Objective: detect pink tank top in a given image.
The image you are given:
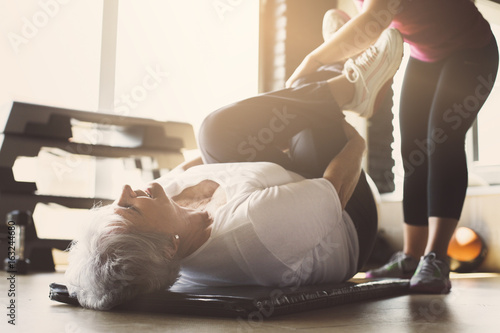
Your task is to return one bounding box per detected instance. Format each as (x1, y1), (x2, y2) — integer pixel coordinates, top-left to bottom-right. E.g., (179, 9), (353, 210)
(354, 0), (493, 62)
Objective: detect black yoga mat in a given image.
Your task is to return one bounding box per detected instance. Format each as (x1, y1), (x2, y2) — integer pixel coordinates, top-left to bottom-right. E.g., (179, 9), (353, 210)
(49, 279), (409, 318)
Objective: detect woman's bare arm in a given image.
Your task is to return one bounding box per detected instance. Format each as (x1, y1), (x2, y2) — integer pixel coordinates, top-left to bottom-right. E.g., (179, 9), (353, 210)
(322, 121), (366, 209)
(310, 0), (398, 64)
(286, 0), (399, 88)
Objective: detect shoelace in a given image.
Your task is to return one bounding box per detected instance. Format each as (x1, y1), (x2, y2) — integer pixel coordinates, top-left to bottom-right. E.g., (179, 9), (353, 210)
(344, 45), (379, 94)
(418, 254), (443, 277)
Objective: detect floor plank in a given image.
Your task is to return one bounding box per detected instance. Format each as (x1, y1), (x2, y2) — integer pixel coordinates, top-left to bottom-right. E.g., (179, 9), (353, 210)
(1, 271), (499, 332)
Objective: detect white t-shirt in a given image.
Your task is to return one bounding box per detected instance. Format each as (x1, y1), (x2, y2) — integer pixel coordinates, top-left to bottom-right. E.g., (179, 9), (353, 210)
(156, 162), (359, 288)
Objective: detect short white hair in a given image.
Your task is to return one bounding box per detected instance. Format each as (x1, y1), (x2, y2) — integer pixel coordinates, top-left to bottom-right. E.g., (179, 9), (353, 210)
(65, 205), (180, 310)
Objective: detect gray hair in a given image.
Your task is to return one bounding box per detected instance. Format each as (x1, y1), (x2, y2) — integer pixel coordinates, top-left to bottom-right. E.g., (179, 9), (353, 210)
(65, 205), (180, 310)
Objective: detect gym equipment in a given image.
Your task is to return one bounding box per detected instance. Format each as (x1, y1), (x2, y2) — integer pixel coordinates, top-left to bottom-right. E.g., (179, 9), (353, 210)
(4, 210), (70, 274)
(0, 101), (196, 273)
(448, 227), (488, 273)
(49, 279), (410, 317)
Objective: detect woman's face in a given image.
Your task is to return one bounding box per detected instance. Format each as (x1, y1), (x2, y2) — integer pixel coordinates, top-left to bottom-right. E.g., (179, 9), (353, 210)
(113, 182), (178, 235)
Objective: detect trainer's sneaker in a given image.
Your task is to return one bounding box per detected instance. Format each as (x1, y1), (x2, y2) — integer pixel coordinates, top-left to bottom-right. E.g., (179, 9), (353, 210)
(410, 252), (452, 294)
(322, 9), (351, 42)
(365, 251), (419, 279)
(342, 28), (404, 118)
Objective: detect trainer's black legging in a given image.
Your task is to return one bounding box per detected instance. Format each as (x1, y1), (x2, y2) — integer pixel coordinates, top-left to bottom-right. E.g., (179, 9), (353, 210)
(400, 37), (498, 225)
(198, 79), (378, 271)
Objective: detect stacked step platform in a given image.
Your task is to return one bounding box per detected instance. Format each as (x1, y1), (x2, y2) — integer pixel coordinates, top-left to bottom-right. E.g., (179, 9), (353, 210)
(0, 101), (196, 273)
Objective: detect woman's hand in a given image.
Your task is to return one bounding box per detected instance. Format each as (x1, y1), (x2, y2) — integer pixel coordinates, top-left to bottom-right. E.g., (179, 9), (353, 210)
(285, 55), (323, 88)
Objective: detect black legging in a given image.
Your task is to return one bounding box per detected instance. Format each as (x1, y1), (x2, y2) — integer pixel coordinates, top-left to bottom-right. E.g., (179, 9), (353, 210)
(400, 37), (499, 225)
(198, 80), (378, 271)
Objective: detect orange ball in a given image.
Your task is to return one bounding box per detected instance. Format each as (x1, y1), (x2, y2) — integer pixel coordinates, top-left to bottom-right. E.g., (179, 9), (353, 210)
(448, 227), (483, 262)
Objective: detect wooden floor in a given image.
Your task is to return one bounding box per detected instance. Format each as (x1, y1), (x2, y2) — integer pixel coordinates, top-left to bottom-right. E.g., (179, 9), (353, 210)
(1, 271), (499, 332)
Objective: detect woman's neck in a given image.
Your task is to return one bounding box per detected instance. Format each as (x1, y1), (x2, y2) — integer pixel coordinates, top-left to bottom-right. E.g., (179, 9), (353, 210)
(174, 205), (213, 259)
(170, 179), (226, 259)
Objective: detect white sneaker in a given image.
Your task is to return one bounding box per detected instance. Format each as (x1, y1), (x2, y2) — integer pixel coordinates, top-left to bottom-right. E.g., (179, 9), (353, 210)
(322, 9), (351, 42)
(342, 28), (404, 118)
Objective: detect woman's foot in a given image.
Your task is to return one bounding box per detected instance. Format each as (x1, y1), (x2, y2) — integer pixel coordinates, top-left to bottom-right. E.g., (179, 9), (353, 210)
(342, 28), (404, 118)
(365, 251), (419, 279)
(410, 252), (452, 294)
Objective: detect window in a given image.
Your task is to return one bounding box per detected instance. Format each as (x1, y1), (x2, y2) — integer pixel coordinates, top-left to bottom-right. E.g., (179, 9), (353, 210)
(1, 1), (260, 255)
(113, 0), (260, 133)
(0, 0), (103, 110)
(1, 0), (260, 136)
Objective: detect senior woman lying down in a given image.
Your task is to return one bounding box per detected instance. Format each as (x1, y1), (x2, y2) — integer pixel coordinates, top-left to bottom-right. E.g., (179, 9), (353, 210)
(65, 28), (403, 310)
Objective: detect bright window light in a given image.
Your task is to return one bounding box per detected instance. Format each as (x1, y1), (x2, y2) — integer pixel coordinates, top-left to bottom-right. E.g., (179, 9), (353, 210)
(114, 0), (260, 135)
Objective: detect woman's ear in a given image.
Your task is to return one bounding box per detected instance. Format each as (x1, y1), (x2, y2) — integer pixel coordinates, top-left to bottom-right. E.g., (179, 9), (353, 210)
(165, 234), (180, 259)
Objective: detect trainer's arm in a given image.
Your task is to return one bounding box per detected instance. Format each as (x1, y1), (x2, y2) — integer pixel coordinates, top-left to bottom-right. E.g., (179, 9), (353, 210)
(322, 121), (366, 210)
(310, 0), (397, 64)
(286, 0), (398, 88)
